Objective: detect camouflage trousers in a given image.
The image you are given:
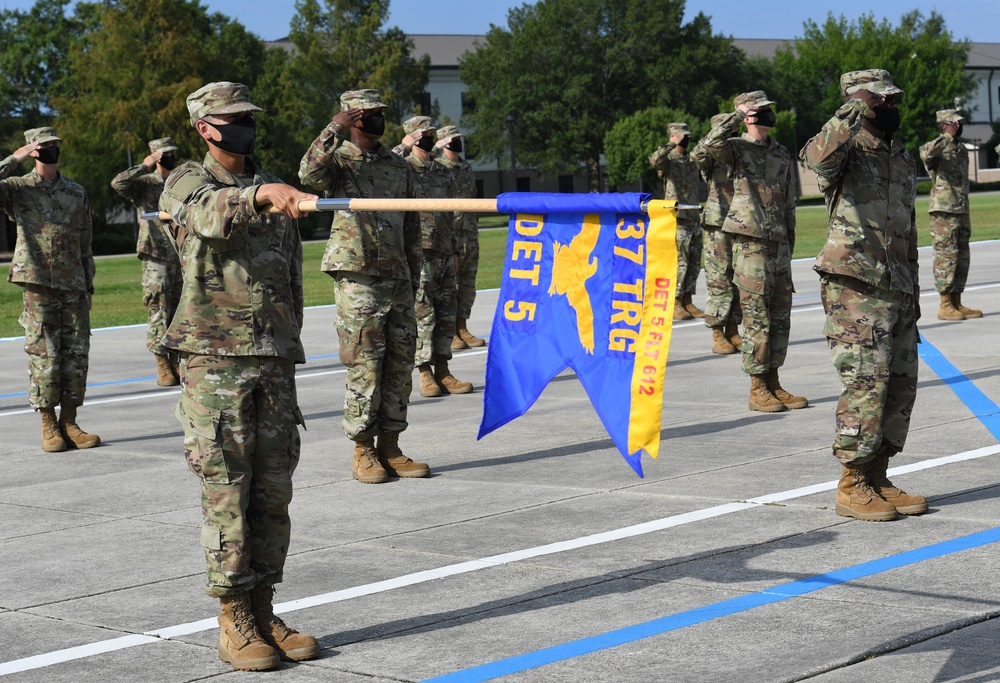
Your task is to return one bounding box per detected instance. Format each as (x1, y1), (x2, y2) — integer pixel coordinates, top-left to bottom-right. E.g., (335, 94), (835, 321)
(333, 272), (416, 441)
(177, 354), (303, 598)
(732, 235), (792, 375)
(415, 249), (457, 365)
(702, 227), (742, 328)
(821, 275), (918, 465)
(675, 217), (703, 300)
(140, 253), (182, 356)
(455, 226), (480, 319)
(929, 211), (971, 293)
(19, 283), (90, 409)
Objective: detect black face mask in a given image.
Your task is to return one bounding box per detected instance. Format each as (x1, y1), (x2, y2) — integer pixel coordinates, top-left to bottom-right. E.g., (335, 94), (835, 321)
(159, 154), (176, 170)
(870, 106), (901, 136)
(36, 146), (60, 165)
(446, 138), (463, 153)
(207, 117), (256, 155)
(678, 134), (691, 148)
(752, 109), (777, 128)
(415, 135), (435, 152)
(359, 113), (385, 137)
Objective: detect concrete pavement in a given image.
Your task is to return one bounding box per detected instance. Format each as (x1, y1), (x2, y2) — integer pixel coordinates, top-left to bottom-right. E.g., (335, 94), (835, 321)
(1, 242), (999, 682)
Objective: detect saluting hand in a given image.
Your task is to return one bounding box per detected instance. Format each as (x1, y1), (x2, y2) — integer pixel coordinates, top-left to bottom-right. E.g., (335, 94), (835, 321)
(12, 143), (39, 163)
(850, 89), (884, 117)
(143, 151), (162, 169)
(332, 107), (363, 129)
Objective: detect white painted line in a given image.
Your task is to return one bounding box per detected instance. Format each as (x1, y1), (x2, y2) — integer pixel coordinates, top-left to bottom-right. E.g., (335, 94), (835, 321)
(0, 350), (491, 418)
(2, 445), (997, 676)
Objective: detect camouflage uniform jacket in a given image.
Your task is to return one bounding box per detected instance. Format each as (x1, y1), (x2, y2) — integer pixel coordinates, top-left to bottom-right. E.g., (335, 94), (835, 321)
(298, 122), (421, 287)
(648, 142), (699, 203)
(698, 113), (796, 246)
(918, 133), (968, 214)
(435, 154), (479, 234)
(802, 99), (919, 294)
(110, 164), (176, 259)
(690, 140), (735, 229)
(404, 153), (456, 254)
(0, 155), (94, 293)
(158, 153), (305, 362)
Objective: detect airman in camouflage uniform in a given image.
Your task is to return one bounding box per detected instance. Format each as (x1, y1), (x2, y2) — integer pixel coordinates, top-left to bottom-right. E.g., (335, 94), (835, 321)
(111, 137), (184, 385)
(0, 127), (100, 453)
(394, 117), (473, 398)
(649, 122), (703, 319)
(801, 69), (926, 522)
(435, 125), (486, 349)
(298, 89), (428, 484)
(159, 81), (320, 671)
(699, 92), (805, 414)
(919, 109), (981, 321)
(691, 113), (742, 355)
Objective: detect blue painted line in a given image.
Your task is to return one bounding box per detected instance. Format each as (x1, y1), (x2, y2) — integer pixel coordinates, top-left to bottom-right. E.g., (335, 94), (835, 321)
(918, 338), (1000, 440)
(423, 526), (1000, 683)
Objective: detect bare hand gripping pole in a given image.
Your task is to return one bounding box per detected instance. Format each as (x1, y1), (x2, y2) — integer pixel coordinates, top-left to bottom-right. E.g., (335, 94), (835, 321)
(141, 198), (701, 222)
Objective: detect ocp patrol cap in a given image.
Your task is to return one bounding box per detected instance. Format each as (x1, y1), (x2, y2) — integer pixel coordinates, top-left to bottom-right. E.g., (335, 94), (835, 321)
(436, 125), (462, 141)
(148, 137), (178, 153)
(340, 89), (389, 112)
(734, 90), (775, 109)
(186, 82), (264, 126)
(402, 116), (434, 137)
(24, 127), (62, 145)
(840, 69), (904, 97)
(668, 122), (689, 135)
(935, 109), (964, 123)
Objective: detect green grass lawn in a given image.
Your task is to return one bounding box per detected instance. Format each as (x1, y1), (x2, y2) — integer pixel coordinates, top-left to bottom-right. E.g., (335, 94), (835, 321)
(2, 194), (998, 338)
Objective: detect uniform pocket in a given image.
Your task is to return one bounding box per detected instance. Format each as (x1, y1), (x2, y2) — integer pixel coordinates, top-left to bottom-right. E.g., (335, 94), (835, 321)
(178, 394), (230, 484)
(823, 316), (874, 347)
(200, 522), (223, 551)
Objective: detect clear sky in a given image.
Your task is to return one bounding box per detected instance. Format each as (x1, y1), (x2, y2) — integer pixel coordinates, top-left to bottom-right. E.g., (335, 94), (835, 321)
(2, 0), (998, 43)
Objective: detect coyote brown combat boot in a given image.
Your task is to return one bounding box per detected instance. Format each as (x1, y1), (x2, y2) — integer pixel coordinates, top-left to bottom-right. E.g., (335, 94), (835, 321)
(218, 592), (281, 671)
(749, 374), (785, 412)
(836, 463), (899, 521)
(59, 403), (100, 448)
(711, 327), (737, 354)
(451, 334), (468, 350)
(682, 292), (705, 318)
(869, 450), (928, 515)
(724, 321), (742, 349)
(377, 432), (430, 478)
(40, 407), (67, 453)
(352, 438), (388, 484)
(766, 368), (808, 409)
(156, 354), (179, 386)
(250, 585), (320, 661)
(456, 317), (486, 347)
(938, 292), (964, 320)
(418, 363), (442, 397)
(952, 293), (982, 319)
(673, 298), (692, 320)
(434, 358), (473, 394)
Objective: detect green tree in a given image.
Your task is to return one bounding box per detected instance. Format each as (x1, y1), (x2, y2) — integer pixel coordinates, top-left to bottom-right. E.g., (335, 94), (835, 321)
(604, 107), (705, 190)
(285, 0), (429, 135)
(52, 0), (269, 225)
(0, 0), (86, 151)
(769, 10), (974, 156)
(460, 0), (746, 190)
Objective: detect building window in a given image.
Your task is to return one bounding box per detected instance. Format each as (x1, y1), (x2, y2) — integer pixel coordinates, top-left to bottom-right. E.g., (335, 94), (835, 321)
(516, 177), (531, 192)
(475, 179), (484, 198)
(558, 175), (575, 193)
(418, 92), (431, 115)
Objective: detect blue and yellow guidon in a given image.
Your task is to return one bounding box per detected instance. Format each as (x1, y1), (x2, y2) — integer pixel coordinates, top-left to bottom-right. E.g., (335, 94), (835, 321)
(478, 193), (679, 477)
